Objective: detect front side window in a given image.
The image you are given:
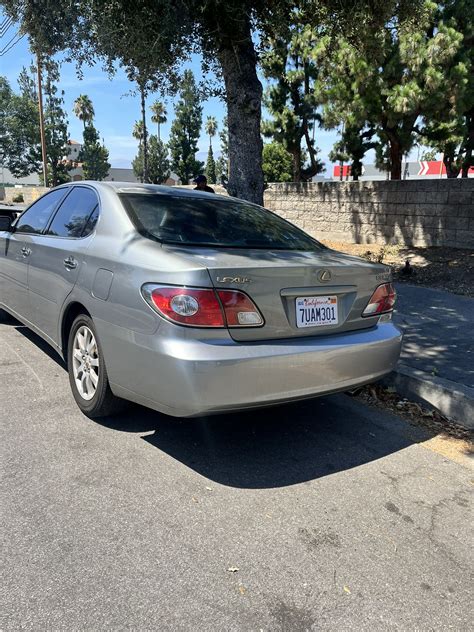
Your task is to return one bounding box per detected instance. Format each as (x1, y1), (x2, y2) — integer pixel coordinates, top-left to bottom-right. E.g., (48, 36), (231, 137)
(15, 189), (67, 234)
(119, 193), (323, 251)
(46, 187), (99, 238)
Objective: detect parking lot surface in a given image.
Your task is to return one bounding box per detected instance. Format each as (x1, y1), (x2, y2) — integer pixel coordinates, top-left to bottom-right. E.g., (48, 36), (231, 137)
(1, 311), (472, 631)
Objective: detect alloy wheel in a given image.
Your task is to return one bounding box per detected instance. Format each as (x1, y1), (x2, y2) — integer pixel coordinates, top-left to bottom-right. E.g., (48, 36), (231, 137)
(72, 325), (100, 401)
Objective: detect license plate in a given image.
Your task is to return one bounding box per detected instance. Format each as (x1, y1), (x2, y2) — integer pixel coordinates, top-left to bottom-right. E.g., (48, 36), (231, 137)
(296, 295), (339, 328)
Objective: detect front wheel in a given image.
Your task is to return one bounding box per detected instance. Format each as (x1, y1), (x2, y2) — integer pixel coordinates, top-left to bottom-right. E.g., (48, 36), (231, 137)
(67, 314), (122, 418)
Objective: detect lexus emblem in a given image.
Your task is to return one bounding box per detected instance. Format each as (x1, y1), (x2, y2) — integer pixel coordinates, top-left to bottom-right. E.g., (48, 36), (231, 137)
(317, 269), (332, 283)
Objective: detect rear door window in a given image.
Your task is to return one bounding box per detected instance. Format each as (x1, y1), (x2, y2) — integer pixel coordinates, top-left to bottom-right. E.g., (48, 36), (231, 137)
(14, 189), (67, 234)
(46, 187), (99, 238)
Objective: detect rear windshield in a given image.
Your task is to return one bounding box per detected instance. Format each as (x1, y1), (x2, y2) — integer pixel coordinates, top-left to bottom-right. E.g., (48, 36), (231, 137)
(119, 193), (323, 251)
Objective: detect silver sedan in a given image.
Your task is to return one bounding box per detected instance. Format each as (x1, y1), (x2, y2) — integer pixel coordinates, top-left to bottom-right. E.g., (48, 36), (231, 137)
(0, 182), (402, 418)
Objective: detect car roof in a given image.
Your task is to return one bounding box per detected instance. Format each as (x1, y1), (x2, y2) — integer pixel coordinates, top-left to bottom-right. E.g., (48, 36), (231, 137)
(71, 181), (222, 200)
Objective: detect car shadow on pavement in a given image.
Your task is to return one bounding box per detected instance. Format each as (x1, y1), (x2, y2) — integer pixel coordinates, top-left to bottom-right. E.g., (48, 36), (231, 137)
(98, 394), (431, 489)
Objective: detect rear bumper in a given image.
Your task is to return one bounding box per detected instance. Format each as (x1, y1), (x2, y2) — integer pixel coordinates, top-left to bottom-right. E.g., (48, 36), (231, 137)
(101, 319), (402, 417)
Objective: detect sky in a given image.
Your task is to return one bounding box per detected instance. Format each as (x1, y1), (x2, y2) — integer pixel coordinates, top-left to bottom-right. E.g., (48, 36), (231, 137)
(0, 11), (346, 174)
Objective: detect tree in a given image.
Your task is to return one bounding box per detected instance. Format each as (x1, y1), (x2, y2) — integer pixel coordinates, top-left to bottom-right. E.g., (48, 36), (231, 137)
(315, 1), (471, 180)
(262, 22), (324, 182)
(205, 146), (216, 184)
(215, 116), (229, 183)
(150, 101), (167, 142)
(169, 70), (203, 184)
(1, 71), (42, 178)
(73, 92), (110, 180)
(79, 123), (110, 180)
(420, 0), (473, 178)
(204, 115), (218, 183)
(262, 142), (294, 183)
(3, 0), (425, 201)
(73, 94), (94, 129)
(133, 134), (170, 184)
(40, 59), (71, 186)
(205, 116), (217, 149)
(329, 124), (376, 181)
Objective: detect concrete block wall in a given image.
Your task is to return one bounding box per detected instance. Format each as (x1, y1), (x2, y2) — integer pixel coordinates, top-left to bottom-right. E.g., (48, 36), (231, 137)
(1, 186), (48, 205)
(263, 180), (474, 248)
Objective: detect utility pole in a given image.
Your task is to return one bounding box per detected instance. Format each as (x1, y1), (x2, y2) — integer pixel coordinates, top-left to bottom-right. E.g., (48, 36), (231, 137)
(36, 52), (48, 187)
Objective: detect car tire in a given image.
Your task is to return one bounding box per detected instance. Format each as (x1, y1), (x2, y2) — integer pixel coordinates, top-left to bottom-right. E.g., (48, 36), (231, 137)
(67, 314), (123, 418)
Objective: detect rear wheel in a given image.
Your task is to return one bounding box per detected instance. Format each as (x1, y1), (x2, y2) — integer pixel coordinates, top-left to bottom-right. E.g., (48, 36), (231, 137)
(67, 314), (122, 418)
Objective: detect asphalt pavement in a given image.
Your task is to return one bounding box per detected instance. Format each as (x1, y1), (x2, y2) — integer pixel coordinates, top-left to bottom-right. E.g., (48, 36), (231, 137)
(394, 284), (474, 389)
(1, 310), (473, 631)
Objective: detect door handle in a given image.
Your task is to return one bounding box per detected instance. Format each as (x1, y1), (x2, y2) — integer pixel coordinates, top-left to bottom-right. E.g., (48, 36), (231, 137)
(63, 256), (78, 270)
(21, 246), (31, 257)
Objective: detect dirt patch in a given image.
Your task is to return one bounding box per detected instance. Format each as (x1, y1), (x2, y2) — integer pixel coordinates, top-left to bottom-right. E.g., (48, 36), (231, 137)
(354, 384), (473, 468)
(323, 242), (474, 297)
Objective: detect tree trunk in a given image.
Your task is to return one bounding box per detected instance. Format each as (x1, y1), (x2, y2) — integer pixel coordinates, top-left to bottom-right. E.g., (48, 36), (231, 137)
(292, 147), (301, 183)
(141, 87), (148, 183)
(461, 111), (473, 178)
(216, 18), (263, 205)
(389, 139), (402, 180)
(352, 158), (362, 181)
(444, 154), (461, 179)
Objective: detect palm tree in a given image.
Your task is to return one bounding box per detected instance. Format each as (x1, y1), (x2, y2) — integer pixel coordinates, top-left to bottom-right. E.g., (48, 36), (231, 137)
(205, 116), (218, 150)
(132, 120), (144, 147)
(150, 101), (167, 142)
(73, 94), (95, 129)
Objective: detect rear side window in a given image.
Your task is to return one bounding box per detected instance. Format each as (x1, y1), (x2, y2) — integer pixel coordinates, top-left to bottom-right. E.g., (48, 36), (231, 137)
(46, 187), (99, 238)
(15, 189), (66, 234)
(119, 193), (323, 251)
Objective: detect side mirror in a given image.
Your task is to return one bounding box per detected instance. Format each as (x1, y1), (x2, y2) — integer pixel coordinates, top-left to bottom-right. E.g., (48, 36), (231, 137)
(0, 216), (13, 232)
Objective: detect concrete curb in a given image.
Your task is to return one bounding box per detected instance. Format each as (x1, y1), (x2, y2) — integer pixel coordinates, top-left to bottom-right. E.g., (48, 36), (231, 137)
(381, 364), (474, 430)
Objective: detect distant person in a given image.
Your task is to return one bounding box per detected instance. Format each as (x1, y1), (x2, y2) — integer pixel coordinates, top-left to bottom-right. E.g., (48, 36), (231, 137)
(193, 175), (215, 193)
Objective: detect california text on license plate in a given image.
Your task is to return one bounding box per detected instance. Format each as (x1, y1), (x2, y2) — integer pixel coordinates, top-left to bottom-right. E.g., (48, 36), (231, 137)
(296, 295), (339, 328)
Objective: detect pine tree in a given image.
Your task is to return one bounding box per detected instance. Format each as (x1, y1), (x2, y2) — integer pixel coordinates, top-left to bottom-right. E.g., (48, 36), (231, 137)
(41, 59), (71, 185)
(215, 116), (229, 183)
(79, 124), (110, 180)
(315, 1), (472, 180)
(169, 70), (203, 184)
(133, 135), (170, 184)
(205, 145), (216, 184)
(262, 22), (324, 182)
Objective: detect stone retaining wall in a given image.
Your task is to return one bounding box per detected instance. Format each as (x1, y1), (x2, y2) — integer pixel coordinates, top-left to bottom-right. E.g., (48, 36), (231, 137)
(0, 186), (48, 205)
(263, 180), (474, 248)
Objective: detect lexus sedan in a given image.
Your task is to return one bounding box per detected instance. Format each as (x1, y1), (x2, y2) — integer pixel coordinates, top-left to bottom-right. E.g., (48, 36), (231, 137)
(0, 182), (402, 418)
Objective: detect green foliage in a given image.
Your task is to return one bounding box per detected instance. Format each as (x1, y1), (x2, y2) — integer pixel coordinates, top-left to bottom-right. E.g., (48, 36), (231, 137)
(42, 59), (71, 186)
(214, 116), (229, 183)
(329, 124), (376, 180)
(0, 72), (41, 178)
(262, 142), (294, 183)
(133, 135), (170, 184)
(262, 21), (324, 182)
(150, 101), (167, 141)
(420, 0), (473, 177)
(73, 94), (94, 128)
(79, 123), (110, 180)
(12, 193), (24, 203)
(205, 145), (216, 184)
(169, 70), (203, 184)
(315, 1), (472, 179)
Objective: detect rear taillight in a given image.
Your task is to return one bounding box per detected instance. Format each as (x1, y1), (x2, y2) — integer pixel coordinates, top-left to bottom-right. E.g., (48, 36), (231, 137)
(141, 284), (263, 328)
(362, 283), (396, 317)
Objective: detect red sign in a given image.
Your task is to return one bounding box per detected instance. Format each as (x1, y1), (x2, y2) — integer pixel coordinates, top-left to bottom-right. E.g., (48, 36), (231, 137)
(418, 161), (474, 176)
(333, 165), (352, 178)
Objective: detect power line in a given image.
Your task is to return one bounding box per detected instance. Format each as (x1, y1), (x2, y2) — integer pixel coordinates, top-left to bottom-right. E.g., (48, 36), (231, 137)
(0, 33), (25, 56)
(0, 17), (13, 37)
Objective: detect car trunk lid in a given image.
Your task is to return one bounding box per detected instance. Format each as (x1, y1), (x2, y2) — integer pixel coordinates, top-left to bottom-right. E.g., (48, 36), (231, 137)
(162, 245), (391, 341)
